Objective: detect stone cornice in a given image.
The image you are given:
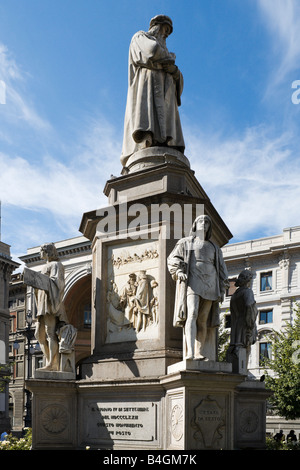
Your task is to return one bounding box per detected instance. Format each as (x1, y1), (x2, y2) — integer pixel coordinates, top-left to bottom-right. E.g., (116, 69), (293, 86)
(19, 239), (92, 266)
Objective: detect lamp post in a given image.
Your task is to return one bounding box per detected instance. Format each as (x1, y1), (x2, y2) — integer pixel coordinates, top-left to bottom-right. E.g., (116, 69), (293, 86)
(23, 311), (34, 429)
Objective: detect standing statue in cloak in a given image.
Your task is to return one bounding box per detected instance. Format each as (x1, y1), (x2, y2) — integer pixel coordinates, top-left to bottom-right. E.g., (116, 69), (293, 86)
(227, 269), (258, 368)
(121, 15), (185, 168)
(167, 215), (229, 361)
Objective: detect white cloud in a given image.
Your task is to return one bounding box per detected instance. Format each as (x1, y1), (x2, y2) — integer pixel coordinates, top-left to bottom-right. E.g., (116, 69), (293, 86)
(257, 0), (300, 85)
(2, 118), (300, 250)
(0, 41), (124, 255)
(0, 115), (122, 235)
(1, 27), (299, 258)
(0, 42), (50, 130)
(186, 124), (300, 240)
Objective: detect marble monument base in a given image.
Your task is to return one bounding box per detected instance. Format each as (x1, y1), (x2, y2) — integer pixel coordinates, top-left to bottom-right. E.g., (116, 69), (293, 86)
(27, 360), (270, 450)
(162, 363), (271, 451)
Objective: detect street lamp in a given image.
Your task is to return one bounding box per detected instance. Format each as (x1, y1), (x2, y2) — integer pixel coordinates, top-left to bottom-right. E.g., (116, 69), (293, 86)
(23, 310), (34, 429)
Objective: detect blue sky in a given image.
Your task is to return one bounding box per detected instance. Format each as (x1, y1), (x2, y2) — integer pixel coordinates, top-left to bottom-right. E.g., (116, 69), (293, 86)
(0, 0), (300, 263)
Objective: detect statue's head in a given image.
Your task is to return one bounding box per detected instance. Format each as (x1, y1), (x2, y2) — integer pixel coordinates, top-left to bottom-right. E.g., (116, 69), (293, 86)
(138, 270), (147, 280)
(128, 273), (137, 284)
(40, 242), (59, 262)
(235, 269), (253, 287)
(149, 15), (173, 36)
(189, 215), (212, 240)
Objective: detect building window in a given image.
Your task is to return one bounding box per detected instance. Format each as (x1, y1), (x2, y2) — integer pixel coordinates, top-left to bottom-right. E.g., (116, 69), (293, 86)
(226, 278), (237, 297)
(259, 310), (273, 324)
(9, 316), (15, 333)
(259, 342), (271, 365)
(84, 304), (91, 328)
(17, 310), (25, 329)
(260, 272), (272, 291)
(35, 356), (44, 369)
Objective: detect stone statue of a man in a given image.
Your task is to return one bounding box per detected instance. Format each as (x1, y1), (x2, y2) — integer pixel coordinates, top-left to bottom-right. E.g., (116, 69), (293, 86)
(34, 243), (70, 371)
(121, 15), (185, 167)
(167, 215), (229, 361)
(227, 270), (258, 367)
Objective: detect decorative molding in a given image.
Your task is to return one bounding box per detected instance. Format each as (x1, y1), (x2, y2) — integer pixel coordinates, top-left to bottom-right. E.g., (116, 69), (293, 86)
(111, 248), (159, 268)
(41, 404), (68, 434)
(64, 264), (92, 297)
(239, 409), (259, 434)
(191, 396), (225, 448)
(171, 404), (184, 441)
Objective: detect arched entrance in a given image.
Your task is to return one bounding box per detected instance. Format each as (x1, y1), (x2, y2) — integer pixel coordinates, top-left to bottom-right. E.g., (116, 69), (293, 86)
(64, 273), (92, 365)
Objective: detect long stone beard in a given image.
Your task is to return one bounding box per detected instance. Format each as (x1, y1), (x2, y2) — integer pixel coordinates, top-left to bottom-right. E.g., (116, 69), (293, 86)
(150, 26), (168, 51)
(156, 34), (167, 49)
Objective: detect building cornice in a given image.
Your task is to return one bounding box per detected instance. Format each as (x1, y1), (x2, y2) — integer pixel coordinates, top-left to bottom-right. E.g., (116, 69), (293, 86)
(19, 238), (92, 266)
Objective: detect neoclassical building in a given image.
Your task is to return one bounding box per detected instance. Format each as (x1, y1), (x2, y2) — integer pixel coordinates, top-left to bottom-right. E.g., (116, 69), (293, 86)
(221, 226), (300, 437)
(0, 241), (19, 434)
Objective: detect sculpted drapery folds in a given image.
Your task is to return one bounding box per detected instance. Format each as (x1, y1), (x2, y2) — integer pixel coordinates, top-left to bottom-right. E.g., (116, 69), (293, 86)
(35, 246), (68, 323)
(167, 215), (229, 361)
(228, 269), (258, 365)
(35, 243), (69, 371)
(121, 15), (185, 167)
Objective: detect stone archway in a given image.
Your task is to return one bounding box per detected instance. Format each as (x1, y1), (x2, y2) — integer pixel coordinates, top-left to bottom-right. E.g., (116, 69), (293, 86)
(63, 274), (92, 365)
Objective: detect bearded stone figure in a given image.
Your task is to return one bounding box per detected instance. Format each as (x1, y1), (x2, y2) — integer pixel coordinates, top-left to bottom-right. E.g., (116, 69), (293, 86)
(121, 15), (185, 167)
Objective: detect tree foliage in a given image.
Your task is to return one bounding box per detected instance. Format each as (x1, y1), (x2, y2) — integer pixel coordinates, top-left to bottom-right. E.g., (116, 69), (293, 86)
(263, 303), (300, 420)
(218, 312), (230, 362)
(0, 428), (32, 450)
(0, 363), (12, 393)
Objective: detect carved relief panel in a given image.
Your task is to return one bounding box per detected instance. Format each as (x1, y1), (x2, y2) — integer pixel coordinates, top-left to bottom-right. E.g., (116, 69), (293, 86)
(105, 240), (160, 343)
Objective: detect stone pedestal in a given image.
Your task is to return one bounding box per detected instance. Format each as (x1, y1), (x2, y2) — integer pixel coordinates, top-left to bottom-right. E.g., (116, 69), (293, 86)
(78, 153), (232, 384)
(226, 345), (248, 375)
(33, 350), (76, 380)
(234, 381), (271, 450)
(162, 367), (242, 450)
(26, 149), (270, 450)
(27, 379), (77, 450)
(27, 364), (270, 450)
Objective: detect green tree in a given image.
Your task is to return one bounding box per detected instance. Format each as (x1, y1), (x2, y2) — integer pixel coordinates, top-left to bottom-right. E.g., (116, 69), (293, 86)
(0, 363), (12, 393)
(263, 303), (300, 420)
(0, 428), (32, 450)
(218, 311), (230, 362)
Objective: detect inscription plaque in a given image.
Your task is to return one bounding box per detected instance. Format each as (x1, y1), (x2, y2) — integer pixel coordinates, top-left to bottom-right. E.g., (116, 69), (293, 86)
(85, 401), (158, 442)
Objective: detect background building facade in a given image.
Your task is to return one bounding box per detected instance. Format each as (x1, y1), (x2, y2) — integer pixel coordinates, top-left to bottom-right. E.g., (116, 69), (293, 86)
(221, 226), (300, 437)
(0, 241), (19, 434)
(8, 236), (92, 432)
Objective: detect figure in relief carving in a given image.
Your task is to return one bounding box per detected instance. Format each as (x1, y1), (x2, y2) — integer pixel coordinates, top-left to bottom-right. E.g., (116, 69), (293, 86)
(120, 273), (137, 325)
(150, 279), (159, 324)
(107, 271), (159, 335)
(121, 14), (185, 167)
(107, 280), (131, 330)
(134, 270), (151, 332)
(167, 215), (228, 361)
(227, 270), (258, 367)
